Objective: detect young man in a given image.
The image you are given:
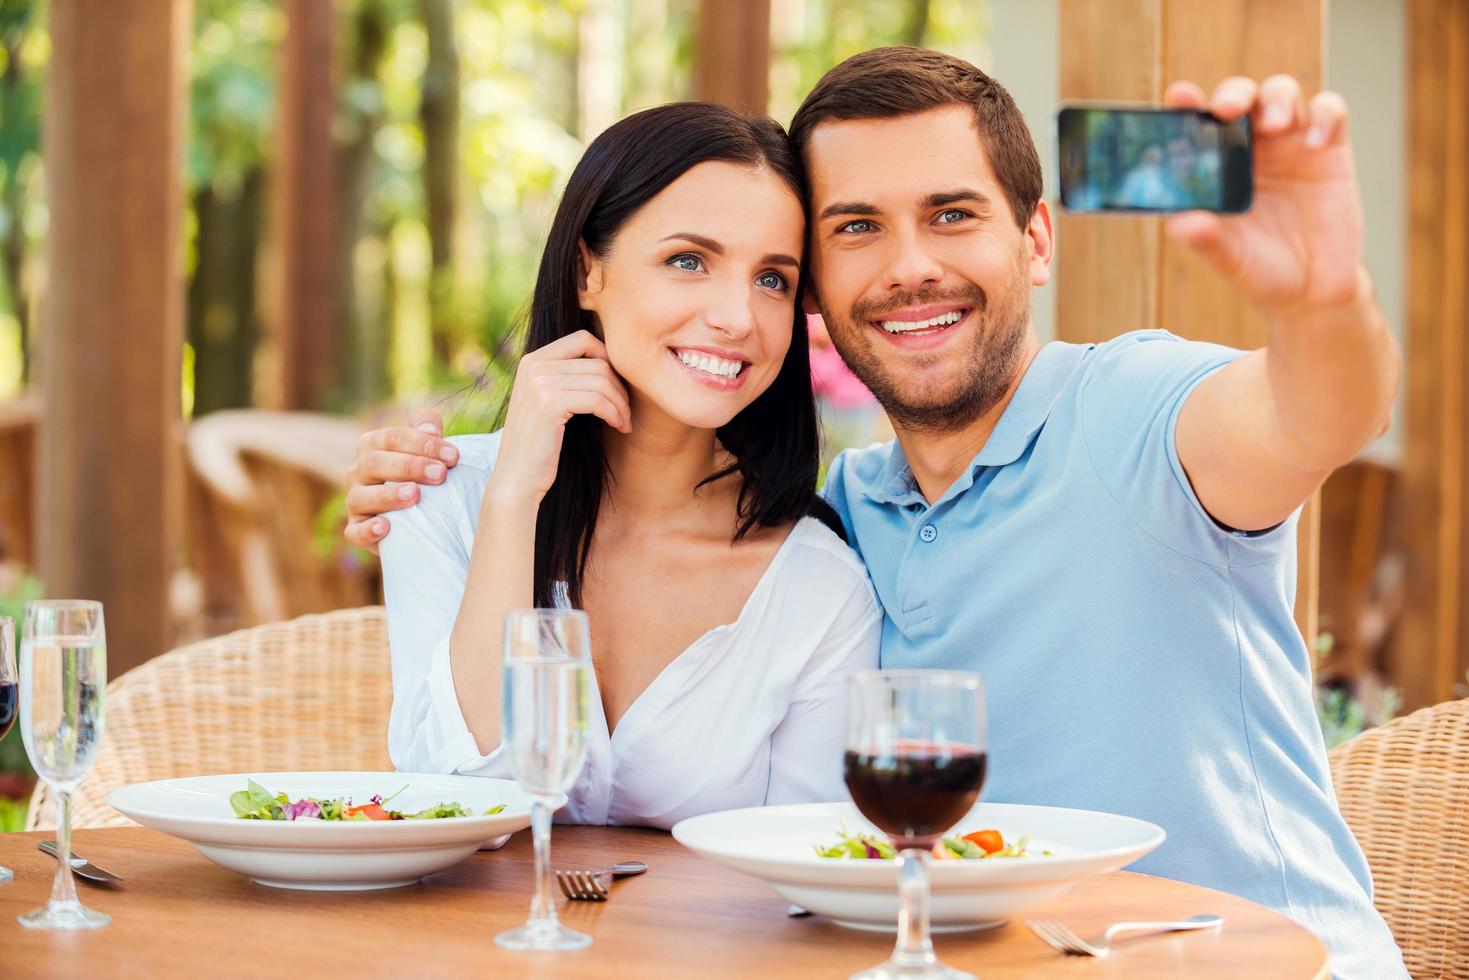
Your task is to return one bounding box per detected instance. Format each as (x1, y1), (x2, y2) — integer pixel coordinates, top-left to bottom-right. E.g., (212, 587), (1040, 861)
(343, 49), (1404, 977)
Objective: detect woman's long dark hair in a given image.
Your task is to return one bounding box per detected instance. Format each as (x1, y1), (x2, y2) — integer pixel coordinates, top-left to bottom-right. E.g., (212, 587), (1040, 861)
(515, 102), (834, 608)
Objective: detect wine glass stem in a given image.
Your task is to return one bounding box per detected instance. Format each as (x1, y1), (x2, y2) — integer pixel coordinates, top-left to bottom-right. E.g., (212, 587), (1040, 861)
(51, 790), (77, 907)
(528, 795), (558, 926)
(893, 847), (938, 968)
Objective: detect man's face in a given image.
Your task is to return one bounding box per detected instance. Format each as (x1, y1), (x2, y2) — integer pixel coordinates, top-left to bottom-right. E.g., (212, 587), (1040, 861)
(805, 106), (1052, 432)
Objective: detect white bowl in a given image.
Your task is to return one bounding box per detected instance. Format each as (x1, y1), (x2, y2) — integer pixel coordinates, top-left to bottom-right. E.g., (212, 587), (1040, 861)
(108, 771), (533, 891)
(672, 801), (1164, 932)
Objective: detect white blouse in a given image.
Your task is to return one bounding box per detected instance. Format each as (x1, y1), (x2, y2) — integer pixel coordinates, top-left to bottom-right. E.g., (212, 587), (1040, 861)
(380, 433), (881, 830)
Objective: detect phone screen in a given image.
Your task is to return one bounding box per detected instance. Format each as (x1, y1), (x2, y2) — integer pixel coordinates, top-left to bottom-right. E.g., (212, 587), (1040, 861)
(1056, 107), (1252, 214)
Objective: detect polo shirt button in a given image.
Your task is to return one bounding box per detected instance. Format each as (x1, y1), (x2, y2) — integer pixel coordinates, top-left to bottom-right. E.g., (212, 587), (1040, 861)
(919, 524), (938, 543)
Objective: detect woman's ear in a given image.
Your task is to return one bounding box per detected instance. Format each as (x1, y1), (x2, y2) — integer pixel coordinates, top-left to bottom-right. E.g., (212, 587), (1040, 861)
(577, 240), (605, 311)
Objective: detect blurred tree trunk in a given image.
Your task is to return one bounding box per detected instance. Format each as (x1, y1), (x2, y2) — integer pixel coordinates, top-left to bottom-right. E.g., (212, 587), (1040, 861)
(41, 0), (189, 674)
(339, 0), (391, 406)
(188, 171), (263, 415)
(695, 0), (770, 114)
(901, 0), (931, 46)
(275, 0), (340, 410)
(419, 0), (459, 366)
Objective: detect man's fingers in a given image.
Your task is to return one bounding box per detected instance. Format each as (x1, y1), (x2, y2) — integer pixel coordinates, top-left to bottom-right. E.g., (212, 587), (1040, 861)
(407, 407), (444, 437)
(343, 518), (387, 555)
(1257, 74), (1305, 135)
(1305, 90), (1349, 148)
(1209, 75), (1259, 121)
(1166, 210), (1245, 280)
(357, 449), (449, 485)
(1163, 80), (1208, 110)
(371, 425), (459, 464)
(346, 482), (419, 523)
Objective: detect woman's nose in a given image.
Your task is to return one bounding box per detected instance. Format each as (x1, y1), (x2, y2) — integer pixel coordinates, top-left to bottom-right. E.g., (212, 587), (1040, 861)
(705, 287), (757, 340)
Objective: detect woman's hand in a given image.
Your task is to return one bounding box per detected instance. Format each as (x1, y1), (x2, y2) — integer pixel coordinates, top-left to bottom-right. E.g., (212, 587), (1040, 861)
(489, 330), (633, 507)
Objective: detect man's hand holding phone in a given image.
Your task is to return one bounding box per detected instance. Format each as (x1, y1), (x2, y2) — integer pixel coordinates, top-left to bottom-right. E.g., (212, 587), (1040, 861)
(1161, 75), (1363, 320)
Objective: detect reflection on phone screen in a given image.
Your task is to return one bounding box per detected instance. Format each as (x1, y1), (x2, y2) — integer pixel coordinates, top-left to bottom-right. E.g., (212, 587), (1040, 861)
(1059, 109), (1250, 213)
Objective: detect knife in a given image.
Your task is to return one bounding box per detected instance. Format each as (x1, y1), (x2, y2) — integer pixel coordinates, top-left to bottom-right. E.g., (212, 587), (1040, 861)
(38, 840), (123, 885)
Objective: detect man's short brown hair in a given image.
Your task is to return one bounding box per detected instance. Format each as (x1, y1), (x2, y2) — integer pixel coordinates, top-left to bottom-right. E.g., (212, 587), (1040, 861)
(789, 46), (1043, 229)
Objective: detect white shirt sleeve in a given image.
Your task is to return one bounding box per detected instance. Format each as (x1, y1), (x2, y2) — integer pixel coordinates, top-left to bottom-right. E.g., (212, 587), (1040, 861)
(380, 455), (513, 779)
(764, 562), (881, 805)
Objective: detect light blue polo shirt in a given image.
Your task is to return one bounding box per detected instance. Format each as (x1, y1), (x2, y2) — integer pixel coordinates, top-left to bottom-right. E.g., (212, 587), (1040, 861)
(822, 330), (1405, 980)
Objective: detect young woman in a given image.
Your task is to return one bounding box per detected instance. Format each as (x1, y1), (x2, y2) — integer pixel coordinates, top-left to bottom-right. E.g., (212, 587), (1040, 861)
(380, 103), (879, 829)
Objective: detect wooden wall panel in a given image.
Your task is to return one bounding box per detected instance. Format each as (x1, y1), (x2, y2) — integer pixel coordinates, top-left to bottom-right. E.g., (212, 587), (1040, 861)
(40, 0), (190, 675)
(1055, 0), (1164, 343)
(1398, 0), (1469, 709)
(1056, 0), (1324, 645)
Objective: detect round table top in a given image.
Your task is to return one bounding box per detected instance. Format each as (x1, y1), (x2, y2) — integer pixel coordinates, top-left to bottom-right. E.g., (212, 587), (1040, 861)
(0, 825), (1328, 979)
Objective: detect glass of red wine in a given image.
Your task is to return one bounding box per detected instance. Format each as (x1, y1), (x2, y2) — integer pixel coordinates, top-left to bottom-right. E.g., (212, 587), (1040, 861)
(0, 616), (14, 884)
(845, 669), (986, 980)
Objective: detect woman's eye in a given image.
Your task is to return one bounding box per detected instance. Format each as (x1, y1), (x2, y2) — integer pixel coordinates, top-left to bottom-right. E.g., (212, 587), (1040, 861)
(937, 209), (970, 224)
(756, 271), (789, 291)
(837, 220), (875, 235)
(669, 253), (704, 272)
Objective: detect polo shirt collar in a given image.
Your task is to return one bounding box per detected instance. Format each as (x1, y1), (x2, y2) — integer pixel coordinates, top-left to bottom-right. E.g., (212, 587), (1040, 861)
(861, 341), (1091, 506)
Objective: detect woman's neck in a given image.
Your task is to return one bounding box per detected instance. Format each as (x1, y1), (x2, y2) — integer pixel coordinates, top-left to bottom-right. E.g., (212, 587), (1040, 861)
(600, 404), (734, 532)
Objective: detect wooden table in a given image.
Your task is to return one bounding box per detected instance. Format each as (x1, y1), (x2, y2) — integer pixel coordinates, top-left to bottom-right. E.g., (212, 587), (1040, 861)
(0, 827), (1328, 979)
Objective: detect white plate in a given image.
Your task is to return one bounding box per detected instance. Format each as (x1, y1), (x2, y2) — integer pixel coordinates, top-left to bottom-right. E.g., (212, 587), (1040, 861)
(672, 801), (1164, 932)
(108, 771), (533, 891)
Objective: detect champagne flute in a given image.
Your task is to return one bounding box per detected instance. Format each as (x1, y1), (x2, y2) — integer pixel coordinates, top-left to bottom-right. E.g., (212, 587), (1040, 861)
(0, 616), (15, 885)
(18, 600), (109, 930)
(495, 608), (593, 952)
(845, 670), (986, 980)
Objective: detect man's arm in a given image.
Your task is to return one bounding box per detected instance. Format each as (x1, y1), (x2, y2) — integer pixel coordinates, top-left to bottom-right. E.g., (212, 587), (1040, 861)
(1166, 75), (1399, 532)
(344, 408), (458, 552)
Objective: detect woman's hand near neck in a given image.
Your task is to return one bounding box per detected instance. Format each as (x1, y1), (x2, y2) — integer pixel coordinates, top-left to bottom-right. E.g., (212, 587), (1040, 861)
(446, 331), (631, 756)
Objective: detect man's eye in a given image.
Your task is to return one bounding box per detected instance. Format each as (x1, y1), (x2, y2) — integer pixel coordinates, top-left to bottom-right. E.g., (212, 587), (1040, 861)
(669, 254), (704, 272)
(937, 209), (971, 224)
(837, 220), (875, 234)
(756, 271), (789, 291)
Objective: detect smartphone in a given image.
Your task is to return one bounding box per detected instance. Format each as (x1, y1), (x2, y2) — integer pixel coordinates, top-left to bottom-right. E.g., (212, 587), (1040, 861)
(1055, 105), (1252, 214)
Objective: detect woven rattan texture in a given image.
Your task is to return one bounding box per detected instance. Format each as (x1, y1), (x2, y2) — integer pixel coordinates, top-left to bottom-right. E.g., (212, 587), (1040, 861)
(1328, 696), (1469, 979)
(25, 606), (392, 831)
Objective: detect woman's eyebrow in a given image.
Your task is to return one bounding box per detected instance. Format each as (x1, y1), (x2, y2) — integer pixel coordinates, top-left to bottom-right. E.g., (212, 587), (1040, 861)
(661, 232), (724, 253)
(660, 233), (798, 269)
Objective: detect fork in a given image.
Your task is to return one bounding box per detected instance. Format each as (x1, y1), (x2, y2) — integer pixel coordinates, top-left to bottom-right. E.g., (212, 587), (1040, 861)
(1026, 913), (1222, 957)
(554, 861), (648, 901)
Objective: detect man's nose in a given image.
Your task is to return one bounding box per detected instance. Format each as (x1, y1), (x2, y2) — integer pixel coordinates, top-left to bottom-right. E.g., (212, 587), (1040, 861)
(882, 231), (945, 293)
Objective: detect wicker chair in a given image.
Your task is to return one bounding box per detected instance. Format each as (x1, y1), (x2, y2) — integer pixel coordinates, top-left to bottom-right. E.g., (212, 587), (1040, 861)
(26, 606), (393, 831)
(1328, 696), (1469, 979)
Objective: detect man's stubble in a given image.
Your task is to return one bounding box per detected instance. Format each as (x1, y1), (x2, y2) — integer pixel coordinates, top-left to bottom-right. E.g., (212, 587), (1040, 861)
(817, 250), (1033, 435)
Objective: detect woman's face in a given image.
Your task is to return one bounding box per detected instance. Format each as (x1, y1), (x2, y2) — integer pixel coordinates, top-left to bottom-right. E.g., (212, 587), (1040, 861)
(579, 160), (806, 431)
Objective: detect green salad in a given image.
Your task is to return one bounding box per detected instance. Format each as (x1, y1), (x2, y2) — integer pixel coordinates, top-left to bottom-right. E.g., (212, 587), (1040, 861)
(815, 822), (1049, 860)
(229, 779), (507, 822)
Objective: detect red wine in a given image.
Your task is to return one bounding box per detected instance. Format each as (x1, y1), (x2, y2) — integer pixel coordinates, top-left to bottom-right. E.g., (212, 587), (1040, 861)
(0, 681), (15, 742)
(844, 744), (986, 847)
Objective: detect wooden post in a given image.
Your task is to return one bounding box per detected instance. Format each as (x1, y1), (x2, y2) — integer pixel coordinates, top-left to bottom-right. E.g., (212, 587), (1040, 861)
(1398, 0), (1469, 710)
(275, 0), (340, 410)
(39, 0), (191, 675)
(1055, 0), (1325, 647)
(694, 0), (771, 114)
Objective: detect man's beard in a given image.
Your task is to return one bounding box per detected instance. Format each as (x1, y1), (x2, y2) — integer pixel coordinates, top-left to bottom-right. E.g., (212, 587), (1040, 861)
(821, 275), (1031, 434)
